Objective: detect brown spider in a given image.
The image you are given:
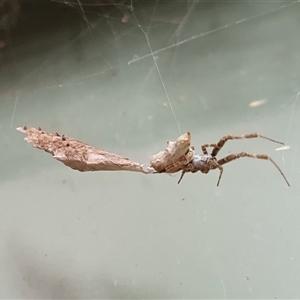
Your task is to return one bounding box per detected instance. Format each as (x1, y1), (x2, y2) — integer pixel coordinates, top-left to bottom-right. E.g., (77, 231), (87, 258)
(177, 133), (290, 186)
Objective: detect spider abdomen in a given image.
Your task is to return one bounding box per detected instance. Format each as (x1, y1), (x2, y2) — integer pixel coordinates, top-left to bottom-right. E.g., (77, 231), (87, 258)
(191, 154), (213, 173)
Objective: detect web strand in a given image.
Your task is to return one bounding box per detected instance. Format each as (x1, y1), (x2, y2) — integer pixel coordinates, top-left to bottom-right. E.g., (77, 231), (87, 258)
(285, 91), (300, 143)
(131, 13), (181, 135)
(128, 1), (297, 65)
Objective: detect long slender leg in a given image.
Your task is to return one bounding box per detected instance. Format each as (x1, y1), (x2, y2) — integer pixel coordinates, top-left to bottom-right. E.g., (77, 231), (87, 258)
(217, 152), (290, 186)
(215, 164), (224, 186)
(178, 170), (186, 184)
(201, 143), (217, 155)
(202, 133), (285, 157)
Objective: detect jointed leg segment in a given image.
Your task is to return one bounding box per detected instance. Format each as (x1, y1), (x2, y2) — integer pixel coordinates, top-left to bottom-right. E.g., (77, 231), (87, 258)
(201, 133), (285, 157)
(217, 151), (290, 186)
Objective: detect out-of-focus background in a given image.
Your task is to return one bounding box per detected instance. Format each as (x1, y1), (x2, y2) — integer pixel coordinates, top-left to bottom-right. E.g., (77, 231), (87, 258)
(0, 0), (299, 298)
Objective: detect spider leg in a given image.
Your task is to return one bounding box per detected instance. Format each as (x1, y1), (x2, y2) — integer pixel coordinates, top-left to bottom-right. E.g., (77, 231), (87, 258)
(177, 163), (195, 184)
(217, 152), (290, 186)
(215, 163), (224, 186)
(202, 133), (285, 157)
(177, 170), (186, 184)
(201, 143), (217, 155)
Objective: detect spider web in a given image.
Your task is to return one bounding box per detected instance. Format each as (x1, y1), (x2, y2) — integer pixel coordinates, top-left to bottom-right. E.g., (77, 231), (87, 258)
(0, 0), (300, 298)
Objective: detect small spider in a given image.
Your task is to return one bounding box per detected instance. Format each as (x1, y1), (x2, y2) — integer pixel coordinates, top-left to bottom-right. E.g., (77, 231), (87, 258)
(177, 133), (290, 186)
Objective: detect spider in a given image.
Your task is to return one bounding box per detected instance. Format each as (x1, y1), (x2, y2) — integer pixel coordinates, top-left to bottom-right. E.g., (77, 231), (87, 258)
(177, 133), (290, 186)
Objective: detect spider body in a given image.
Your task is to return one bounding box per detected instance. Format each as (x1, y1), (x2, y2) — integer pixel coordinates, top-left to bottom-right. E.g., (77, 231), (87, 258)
(193, 153), (214, 168)
(189, 154), (215, 174)
(177, 133), (290, 187)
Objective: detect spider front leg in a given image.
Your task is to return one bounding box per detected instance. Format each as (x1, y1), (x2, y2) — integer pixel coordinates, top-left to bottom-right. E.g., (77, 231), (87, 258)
(202, 133), (285, 157)
(217, 152), (290, 186)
